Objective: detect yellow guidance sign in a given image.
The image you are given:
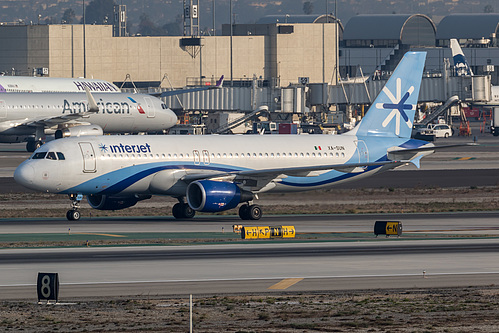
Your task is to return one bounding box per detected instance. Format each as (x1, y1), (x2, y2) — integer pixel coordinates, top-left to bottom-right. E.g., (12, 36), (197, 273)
(242, 226), (296, 239)
(374, 221), (402, 237)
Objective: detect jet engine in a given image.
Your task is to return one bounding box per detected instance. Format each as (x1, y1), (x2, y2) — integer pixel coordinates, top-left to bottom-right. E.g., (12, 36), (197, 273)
(55, 125), (104, 139)
(186, 180), (253, 212)
(87, 194), (151, 210)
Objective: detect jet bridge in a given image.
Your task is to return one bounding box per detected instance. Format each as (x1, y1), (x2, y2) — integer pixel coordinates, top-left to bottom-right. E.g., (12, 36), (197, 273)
(323, 75), (491, 105)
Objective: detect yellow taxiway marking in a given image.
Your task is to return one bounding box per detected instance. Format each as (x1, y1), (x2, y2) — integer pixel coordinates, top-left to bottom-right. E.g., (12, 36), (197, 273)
(268, 278), (304, 290)
(73, 232), (127, 238)
(456, 157), (474, 160)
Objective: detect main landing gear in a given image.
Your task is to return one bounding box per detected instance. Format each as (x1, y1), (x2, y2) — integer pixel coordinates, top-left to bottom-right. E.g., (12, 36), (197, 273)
(172, 198), (196, 219)
(238, 203), (262, 220)
(67, 193), (82, 221)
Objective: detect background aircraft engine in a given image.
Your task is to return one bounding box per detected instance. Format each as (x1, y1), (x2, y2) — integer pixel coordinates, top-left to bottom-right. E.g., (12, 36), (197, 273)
(87, 194), (151, 210)
(55, 125), (104, 139)
(186, 180), (253, 212)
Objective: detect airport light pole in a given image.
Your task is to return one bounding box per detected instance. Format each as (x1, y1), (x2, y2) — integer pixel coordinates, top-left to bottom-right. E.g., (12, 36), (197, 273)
(230, 0), (233, 87)
(83, 0), (86, 78)
(212, 0), (216, 36)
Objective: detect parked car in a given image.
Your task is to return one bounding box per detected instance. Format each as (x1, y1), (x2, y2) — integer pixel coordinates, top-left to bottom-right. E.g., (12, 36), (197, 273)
(412, 124), (427, 137)
(430, 124), (454, 138)
(415, 123), (453, 138)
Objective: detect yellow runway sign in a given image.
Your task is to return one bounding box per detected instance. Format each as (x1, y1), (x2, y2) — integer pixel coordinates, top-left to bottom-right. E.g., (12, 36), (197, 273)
(242, 226), (296, 239)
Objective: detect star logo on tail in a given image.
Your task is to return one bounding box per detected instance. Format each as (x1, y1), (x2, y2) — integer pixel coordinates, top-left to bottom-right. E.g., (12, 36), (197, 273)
(376, 78), (415, 136)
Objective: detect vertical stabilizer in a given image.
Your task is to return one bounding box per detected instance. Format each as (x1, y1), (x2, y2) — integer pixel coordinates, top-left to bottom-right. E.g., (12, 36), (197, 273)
(450, 39), (473, 76)
(349, 52), (426, 139)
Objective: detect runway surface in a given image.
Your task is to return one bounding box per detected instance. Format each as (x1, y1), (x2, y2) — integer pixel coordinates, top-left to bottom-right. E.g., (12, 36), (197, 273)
(0, 213), (499, 299)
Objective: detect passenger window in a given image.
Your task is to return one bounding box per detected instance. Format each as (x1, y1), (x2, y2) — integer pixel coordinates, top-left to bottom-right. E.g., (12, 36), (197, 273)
(56, 152), (65, 160)
(32, 152), (47, 159)
(46, 152), (57, 160)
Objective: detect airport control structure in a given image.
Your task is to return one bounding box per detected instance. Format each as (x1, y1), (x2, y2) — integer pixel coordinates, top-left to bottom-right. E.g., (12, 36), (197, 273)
(0, 6), (498, 136)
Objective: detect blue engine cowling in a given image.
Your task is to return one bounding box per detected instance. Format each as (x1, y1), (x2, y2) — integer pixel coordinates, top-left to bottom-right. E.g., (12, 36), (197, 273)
(87, 194), (151, 210)
(186, 180), (253, 212)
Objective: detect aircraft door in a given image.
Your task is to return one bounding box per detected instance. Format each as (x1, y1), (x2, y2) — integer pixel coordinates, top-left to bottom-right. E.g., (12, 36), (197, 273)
(202, 150), (210, 165)
(144, 97), (155, 118)
(79, 142), (96, 173)
(0, 100), (6, 118)
(193, 150), (200, 165)
(356, 140), (369, 166)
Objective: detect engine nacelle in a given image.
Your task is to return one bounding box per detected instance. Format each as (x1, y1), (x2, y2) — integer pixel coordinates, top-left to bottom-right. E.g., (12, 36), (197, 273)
(186, 180), (253, 212)
(55, 125), (104, 139)
(87, 194), (151, 211)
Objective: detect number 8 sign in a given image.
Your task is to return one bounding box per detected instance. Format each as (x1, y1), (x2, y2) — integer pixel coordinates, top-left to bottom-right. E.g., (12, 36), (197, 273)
(37, 273), (59, 303)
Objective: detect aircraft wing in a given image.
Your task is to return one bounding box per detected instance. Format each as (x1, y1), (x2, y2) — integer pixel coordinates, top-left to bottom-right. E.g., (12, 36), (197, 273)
(154, 75), (224, 98)
(16, 113), (94, 127)
(181, 142), (478, 191)
(181, 159), (406, 191)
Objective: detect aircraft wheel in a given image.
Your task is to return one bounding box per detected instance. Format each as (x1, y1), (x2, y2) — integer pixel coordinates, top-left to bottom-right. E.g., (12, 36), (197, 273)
(66, 210), (80, 221)
(182, 204), (195, 218)
(238, 204), (250, 220)
(172, 203), (195, 219)
(172, 203), (183, 219)
(26, 141), (42, 152)
(248, 204), (262, 220)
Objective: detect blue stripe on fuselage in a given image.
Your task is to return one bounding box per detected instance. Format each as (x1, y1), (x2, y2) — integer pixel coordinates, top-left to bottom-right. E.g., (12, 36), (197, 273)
(60, 162), (249, 195)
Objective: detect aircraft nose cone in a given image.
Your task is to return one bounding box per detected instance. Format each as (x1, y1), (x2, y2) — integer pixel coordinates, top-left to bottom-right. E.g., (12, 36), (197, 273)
(166, 109), (178, 128)
(14, 163), (35, 188)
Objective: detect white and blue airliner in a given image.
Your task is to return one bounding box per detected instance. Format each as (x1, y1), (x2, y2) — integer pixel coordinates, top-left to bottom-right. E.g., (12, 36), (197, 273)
(15, 52), (445, 221)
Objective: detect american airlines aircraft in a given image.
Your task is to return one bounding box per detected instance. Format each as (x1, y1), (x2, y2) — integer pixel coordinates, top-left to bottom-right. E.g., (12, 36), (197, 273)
(0, 89), (177, 151)
(16, 52), (447, 221)
(0, 76), (120, 93)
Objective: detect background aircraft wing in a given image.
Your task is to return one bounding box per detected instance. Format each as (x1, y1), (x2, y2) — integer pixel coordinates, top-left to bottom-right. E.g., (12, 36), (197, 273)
(154, 75), (224, 98)
(10, 87), (99, 128)
(17, 112), (96, 127)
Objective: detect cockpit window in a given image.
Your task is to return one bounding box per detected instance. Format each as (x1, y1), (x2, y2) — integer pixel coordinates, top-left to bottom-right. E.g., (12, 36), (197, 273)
(46, 152), (57, 160)
(32, 152), (47, 159)
(56, 152), (65, 160)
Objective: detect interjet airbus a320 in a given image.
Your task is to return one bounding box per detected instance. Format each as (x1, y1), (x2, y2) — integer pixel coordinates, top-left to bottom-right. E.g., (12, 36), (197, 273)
(16, 52), (449, 221)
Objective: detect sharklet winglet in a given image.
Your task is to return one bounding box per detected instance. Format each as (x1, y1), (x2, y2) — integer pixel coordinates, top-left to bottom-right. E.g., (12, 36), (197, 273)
(85, 87), (99, 113)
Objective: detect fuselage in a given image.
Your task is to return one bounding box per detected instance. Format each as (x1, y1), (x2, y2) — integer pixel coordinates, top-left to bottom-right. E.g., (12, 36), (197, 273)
(0, 76), (120, 93)
(0, 92), (177, 140)
(14, 134), (428, 196)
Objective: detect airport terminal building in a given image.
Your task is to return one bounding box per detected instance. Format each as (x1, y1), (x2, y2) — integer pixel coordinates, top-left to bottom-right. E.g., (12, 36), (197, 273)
(0, 12), (498, 129)
(0, 16), (340, 89)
